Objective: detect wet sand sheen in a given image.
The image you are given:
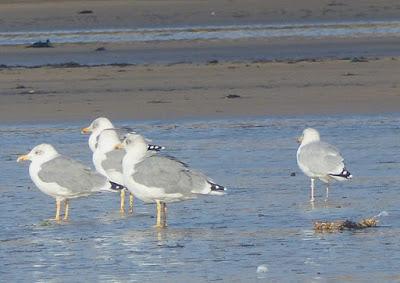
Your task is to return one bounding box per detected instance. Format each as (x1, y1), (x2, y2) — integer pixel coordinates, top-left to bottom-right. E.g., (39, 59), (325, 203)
(0, 57), (400, 123)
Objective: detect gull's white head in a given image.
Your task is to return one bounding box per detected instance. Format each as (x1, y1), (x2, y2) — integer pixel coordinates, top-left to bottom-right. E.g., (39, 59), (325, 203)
(116, 133), (148, 153)
(82, 117), (114, 135)
(81, 117), (115, 152)
(297, 128), (320, 145)
(17, 144), (59, 164)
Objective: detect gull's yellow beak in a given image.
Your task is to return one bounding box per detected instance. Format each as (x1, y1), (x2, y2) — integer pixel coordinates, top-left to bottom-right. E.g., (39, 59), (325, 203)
(81, 127), (91, 134)
(296, 135), (303, 144)
(17, 154), (30, 162)
(115, 143), (124, 150)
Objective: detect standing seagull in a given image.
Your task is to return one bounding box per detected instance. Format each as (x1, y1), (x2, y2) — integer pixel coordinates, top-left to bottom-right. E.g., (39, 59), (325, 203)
(17, 144), (114, 221)
(296, 128), (352, 202)
(118, 133), (226, 228)
(93, 128), (132, 213)
(81, 117), (164, 213)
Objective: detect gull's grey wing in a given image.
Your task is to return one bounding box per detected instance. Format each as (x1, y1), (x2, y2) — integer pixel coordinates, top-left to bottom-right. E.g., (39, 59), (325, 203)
(114, 127), (135, 141)
(100, 127), (164, 152)
(102, 148), (125, 172)
(132, 155), (208, 195)
(38, 155), (108, 195)
(119, 126), (135, 134)
(298, 141), (345, 175)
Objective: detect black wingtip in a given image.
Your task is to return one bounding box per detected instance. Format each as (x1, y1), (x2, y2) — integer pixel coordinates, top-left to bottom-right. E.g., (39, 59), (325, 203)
(109, 181), (125, 191)
(330, 168), (352, 179)
(147, 144), (165, 152)
(209, 181), (226, 192)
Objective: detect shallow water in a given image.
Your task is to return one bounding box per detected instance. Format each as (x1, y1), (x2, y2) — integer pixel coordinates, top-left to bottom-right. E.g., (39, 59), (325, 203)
(2, 20), (400, 46)
(1, 114), (399, 282)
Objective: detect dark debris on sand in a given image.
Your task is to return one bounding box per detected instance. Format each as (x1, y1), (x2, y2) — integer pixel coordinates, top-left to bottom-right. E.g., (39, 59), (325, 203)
(225, 94), (241, 99)
(78, 10), (93, 14)
(207, 59), (219, 64)
(350, 56), (369, 63)
(95, 47), (107, 52)
(26, 39), (53, 48)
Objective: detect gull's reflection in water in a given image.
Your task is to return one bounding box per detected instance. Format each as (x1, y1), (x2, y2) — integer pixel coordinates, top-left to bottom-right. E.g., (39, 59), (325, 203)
(305, 197), (349, 212)
(119, 228), (192, 248)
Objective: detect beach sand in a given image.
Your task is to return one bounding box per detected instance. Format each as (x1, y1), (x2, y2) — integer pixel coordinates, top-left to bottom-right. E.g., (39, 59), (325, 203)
(1, 0), (400, 32)
(0, 0), (399, 123)
(1, 57), (399, 123)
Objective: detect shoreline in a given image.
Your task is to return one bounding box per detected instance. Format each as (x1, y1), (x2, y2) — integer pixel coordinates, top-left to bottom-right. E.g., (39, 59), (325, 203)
(2, 36), (400, 67)
(0, 53), (380, 69)
(3, 112), (400, 127)
(3, 20), (400, 46)
(1, 57), (399, 124)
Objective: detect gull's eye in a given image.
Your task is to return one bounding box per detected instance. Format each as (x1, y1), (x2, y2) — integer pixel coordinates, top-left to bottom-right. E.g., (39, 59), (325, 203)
(93, 122), (99, 129)
(125, 139), (131, 145)
(35, 150), (43, 155)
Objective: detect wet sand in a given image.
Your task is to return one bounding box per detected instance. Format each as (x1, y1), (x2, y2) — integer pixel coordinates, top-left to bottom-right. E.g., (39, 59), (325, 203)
(2, 37), (400, 67)
(1, 57), (399, 123)
(1, 0), (400, 32)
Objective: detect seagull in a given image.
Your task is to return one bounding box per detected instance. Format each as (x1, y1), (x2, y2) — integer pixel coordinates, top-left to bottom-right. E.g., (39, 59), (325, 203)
(93, 128), (132, 213)
(297, 128), (352, 202)
(117, 133), (226, 228)
(17, 144), (115, 221)
(81, 117), (164, 213)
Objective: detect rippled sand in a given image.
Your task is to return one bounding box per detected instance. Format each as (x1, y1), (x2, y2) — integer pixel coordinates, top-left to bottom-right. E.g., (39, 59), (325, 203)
(1, 115), (399, 281)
